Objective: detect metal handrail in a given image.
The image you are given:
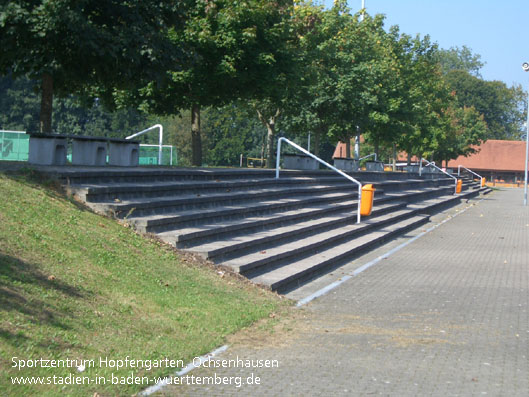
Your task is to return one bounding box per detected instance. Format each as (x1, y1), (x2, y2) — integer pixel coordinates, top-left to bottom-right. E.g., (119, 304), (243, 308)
(419, 158), (458, 194)
(358, 153), (377, 162)
(126, 124), (163, 165)
(276, 137), (363, 223)
(458, 165), (483, 187)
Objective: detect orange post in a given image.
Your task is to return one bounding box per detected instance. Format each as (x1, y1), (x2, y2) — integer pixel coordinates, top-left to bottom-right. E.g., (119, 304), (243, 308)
(481, 178), (486, 187)
(360, 184), (376, 216)
(456, 179), (463, 193)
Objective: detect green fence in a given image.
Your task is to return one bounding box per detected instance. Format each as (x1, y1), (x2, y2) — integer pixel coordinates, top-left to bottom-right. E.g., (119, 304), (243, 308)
(0, 131), (29, 161)
(0, 131), (177, 166)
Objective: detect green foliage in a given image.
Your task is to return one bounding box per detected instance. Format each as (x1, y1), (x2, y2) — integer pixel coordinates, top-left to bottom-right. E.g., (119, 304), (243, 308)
(433, 106), (489, 165)
(0, 0), (180, 95)
(1, 1), (525, 163)
(444, 70), (525, 140)
(0, 75), (150, 138)
(0, 74), (39, 131)
(436, 45), (485, 77)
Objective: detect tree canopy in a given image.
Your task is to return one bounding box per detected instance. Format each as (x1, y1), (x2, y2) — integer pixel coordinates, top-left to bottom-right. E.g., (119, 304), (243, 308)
(0, 0), (182, 132)
(1, 0), (525, 166)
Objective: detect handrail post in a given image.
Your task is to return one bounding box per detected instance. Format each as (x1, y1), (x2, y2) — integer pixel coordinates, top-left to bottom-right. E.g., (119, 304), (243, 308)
(275, 138), (283, 179)
(276, 137), (363, 223)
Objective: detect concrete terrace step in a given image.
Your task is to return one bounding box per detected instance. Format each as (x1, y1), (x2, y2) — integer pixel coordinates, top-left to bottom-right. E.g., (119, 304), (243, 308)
(74, 175), (450, 203)
(156, 198), (382, 247)
(190, 206), (410, 262)
(130, 191), (362, 233)
(45, 165), (490, 294)
(55, 167), (440, 185)
(217, 208), (416, 275)
(86, 179), (451, 219)
(126, 185), (456, 233)
(75, 176), (351, 202)
(97, 182), (360, 217)
(162, 185), (451, 244)
(169, 201), (407, 253)
(248, 215), (430, 293)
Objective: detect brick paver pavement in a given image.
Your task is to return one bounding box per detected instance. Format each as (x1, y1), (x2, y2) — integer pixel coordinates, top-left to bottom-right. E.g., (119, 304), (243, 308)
(158, 189), (528, 396)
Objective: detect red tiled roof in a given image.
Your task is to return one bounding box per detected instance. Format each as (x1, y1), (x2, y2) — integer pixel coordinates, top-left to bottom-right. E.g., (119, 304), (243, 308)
(333, 139), (526, 173)
(447, 140), (527, 173)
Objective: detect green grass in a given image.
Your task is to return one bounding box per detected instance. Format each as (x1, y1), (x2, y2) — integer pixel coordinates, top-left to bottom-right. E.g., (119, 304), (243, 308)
(0, 170), (289, 396)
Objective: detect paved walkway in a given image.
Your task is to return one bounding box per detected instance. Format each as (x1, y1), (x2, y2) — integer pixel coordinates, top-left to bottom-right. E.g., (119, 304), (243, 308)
(159, 189), (528, 396)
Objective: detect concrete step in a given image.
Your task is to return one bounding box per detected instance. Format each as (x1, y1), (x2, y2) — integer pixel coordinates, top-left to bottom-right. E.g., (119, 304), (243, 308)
(41, 165), (481, 294)
(217, 208), (416, 275)
(93, 181), (451, 223)
(74, 176), (349, 202)
(56, 167), (444, 185)
(381, 186), (454, 203)
(169, 201), (407, 254)
(97, 182), (360, 217)
(248, 215), (430, 293)
(131, 191), (360, 233)
(124, 185), (456, 234)
(158, 198), (395, 247)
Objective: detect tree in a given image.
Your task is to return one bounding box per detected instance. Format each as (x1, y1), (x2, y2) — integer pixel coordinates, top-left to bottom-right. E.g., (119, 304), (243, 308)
(433, 106), (488, 166)
(128, 0), (295, 166)
(285, 1), (393, 159)
(0, 1), (182, 132)
(436, 45), (485, 77)
(390, 34), (455, 162)
(444, 70), (525, 139)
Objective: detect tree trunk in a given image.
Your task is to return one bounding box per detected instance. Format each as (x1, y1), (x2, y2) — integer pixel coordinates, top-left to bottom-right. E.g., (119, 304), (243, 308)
(40, 72), (53, 133)
(314, 131), (320, 157)
(392, 143), (397, 171)
(407, 151), (412, 166)
(191, 104), (202, 166)
(256, 109), (280, 169)
(265, 122), (275, 169)
(260, 133), (266, 165)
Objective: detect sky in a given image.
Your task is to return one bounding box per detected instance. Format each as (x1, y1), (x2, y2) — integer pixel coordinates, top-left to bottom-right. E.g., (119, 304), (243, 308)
(321, 0), (529, 90)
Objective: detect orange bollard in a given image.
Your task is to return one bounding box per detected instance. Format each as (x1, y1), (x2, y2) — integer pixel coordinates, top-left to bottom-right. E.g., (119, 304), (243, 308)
(360, 184), (376, 216)
(481, 178), (486, 187)
(456, 179), (463, 193)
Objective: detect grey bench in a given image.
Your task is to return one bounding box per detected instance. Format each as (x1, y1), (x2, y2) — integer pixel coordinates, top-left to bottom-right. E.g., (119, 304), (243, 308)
(27, 133), (140, 166)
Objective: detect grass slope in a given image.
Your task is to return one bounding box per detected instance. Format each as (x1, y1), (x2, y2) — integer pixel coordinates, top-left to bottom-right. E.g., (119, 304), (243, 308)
(0, 171), (288, 396)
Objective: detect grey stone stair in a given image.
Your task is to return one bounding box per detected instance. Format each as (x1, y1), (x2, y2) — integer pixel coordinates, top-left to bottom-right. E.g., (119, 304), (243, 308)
(75, 176), (349, 202)
(221, 208), (416, 274)
(99, 181), (359, 217)
(47, 166), (490, 293)
(248, 215), (430, 293)
(188, 203), (410, 261)
(161, 200), (408, 248)
(130, 190), (360, 233)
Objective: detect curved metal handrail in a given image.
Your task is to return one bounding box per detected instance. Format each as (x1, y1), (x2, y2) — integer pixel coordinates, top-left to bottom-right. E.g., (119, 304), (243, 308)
(420, 158), (458, 194)
(126, 124), (163, 165)
(358, 153), (377, 162)
(458, 165), (483, 187)
(275, 137), (363, 223)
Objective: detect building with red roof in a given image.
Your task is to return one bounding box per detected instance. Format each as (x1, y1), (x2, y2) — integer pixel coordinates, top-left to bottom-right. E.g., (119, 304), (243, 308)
(447, 140), (527, 185)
